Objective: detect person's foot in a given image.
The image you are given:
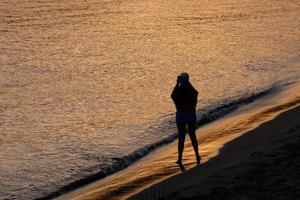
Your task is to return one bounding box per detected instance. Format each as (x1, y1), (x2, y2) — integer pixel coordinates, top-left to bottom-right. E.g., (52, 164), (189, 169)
(196, 155), (201, 165)
(175, 159), (185, 171)
(175, 159), (182, 165)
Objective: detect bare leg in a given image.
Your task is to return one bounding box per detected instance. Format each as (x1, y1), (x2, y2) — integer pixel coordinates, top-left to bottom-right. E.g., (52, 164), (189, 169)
(188, 120), (201, 164)
(176, 121), (186, 164)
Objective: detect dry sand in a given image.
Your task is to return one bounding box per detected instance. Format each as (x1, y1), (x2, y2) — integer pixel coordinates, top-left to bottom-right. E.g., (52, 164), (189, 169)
(129, 105), (300, 200)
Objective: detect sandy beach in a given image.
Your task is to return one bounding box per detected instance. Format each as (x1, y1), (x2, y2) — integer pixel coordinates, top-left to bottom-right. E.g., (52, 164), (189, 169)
(130, 102), (300, 200)
(55, 83), (300, 200)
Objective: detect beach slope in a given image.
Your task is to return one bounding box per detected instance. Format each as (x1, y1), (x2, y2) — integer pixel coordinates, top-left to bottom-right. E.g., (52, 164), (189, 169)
(130, 105), (300, 200)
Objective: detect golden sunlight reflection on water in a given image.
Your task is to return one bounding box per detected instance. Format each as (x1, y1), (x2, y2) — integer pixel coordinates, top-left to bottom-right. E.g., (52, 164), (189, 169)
(1, 0), (300, 199)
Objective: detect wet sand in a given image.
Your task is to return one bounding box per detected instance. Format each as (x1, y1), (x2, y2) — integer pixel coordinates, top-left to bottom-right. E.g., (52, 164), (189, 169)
(56, 83), (300, 200)
(130, 93), (300, 199)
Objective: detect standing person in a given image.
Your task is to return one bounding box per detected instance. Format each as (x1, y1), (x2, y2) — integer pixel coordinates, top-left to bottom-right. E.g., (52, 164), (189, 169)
(171, 72), (201, 165)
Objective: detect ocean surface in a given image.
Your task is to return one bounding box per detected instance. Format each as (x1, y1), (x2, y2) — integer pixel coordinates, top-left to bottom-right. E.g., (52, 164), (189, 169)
(0, 0), (300, 199)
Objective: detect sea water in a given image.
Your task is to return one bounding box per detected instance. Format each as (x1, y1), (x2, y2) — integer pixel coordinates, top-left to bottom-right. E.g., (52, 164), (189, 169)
(0, 0), (300, 199)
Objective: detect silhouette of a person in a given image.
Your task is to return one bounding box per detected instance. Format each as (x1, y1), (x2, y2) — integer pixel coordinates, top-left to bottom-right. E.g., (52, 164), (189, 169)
(171, 72), (201, 166)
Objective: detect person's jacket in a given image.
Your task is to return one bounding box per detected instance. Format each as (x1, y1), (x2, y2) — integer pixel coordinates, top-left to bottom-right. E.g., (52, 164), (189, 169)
(171, 81), (198, 113)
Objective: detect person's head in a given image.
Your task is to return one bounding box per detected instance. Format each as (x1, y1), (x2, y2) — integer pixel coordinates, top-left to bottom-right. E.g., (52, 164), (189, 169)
(179, 72), (189, 83)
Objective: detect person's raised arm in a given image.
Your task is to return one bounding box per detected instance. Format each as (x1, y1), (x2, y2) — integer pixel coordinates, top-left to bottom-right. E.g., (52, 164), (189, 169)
(171, 76), (181, 101)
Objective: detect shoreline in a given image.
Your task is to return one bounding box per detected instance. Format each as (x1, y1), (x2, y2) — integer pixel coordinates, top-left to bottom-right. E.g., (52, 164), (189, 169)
(39, 83), (279, 200)
(39, 83), (282, 200)
(56, 82), (300, 200)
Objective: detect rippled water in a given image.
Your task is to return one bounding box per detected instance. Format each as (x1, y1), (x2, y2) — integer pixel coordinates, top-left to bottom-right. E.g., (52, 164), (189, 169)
(1, 0), (300, 199)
